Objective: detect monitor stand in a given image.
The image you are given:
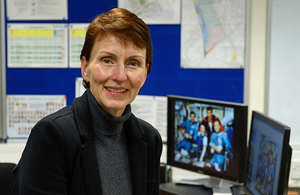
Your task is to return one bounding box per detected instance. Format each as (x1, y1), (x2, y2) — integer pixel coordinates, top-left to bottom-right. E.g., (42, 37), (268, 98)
(176, 177), (236, 194)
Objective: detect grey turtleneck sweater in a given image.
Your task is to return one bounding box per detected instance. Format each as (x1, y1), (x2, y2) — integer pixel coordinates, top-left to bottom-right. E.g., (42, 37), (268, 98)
(87, 89), (133, 195)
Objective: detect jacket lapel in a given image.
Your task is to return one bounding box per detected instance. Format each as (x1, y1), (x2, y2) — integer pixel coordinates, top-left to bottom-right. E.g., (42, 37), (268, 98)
(80, 141), (102, 195)
(73, 91), (102, 194)
(124, 115), (147, 195)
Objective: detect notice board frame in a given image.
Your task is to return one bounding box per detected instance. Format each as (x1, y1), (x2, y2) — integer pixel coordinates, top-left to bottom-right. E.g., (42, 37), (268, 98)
(2, 0), (250, 140)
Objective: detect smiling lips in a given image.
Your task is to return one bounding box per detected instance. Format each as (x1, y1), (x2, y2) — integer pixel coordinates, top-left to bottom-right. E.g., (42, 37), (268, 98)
(106, 87), (128, 93)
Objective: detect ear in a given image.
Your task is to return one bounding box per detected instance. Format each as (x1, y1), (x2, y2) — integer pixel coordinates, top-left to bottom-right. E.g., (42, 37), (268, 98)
(81, 56), (89, 82)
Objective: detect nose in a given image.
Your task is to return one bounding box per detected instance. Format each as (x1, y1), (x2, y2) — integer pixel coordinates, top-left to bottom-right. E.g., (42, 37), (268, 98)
(112, 64), (127, 82)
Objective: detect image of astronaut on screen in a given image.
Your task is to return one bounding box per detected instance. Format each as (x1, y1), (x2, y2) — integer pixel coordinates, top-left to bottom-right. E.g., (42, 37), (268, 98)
(254, 135), (278, 195)
(174, 100), (234, 173)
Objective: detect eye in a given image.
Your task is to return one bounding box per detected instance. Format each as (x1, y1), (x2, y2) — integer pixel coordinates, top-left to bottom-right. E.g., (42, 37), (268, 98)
(102, 59), (111, 63)
(129, 61), (139, 66)
(101, 58), (114, 64)
(127, 60), (140, 67)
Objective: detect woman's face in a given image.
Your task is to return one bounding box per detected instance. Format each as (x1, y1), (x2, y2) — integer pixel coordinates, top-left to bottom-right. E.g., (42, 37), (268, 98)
(200, 124), (206, 134)
(81, 34), (148, 117)
(214, 121), (221, 132)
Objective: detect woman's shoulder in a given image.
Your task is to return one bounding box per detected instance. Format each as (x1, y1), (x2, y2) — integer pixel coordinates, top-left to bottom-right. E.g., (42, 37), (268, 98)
(44, 106), (73, 121)
(135, 117), (162, 143)
(37, 106), (78, 129)
(133, 116), (157, 134)
(31, 105), (78, 139)
(28, 105), (81, 154)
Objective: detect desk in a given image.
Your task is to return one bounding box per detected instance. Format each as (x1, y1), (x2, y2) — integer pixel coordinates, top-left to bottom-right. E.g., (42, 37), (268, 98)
(160, 182), (213, 195)
(160, 183), (300, 195)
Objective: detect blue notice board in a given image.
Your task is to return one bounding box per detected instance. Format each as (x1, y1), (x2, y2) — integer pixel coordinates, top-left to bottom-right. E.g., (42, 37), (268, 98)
(4, 0), (245, 106)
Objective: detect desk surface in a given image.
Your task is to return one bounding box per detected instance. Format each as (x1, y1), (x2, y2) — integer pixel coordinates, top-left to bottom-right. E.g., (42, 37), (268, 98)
(160, 179), (238, 195)
(160, 182), (213, 195)
(160, 183), (300, 195)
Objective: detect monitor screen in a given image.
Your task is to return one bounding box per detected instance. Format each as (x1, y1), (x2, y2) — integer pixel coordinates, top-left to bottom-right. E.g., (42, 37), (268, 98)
(244, 111), (292, 195)
(167, 95), (248, 186)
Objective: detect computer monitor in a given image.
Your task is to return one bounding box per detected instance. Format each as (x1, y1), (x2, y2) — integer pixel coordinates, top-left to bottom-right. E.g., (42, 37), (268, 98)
(243, 111), (292, 195)
(167, 95), (248, 192)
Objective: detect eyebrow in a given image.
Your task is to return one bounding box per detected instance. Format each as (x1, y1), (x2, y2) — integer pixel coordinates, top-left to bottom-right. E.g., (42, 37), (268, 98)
(97, 51), (117, 59)
(98, 51), (145, 60)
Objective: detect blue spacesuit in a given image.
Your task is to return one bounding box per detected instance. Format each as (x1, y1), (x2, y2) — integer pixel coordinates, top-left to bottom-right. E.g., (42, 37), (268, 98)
(176, 118), (198, 152)
(209, 130), (231, 171)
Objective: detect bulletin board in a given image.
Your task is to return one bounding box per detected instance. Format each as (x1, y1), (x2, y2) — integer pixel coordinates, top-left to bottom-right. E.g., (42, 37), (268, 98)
(4, 0), (247, 107)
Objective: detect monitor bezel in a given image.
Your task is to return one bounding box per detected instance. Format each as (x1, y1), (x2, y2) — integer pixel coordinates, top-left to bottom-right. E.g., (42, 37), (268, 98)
(243, 111), (291, 194)
(166, 95), (248, 184)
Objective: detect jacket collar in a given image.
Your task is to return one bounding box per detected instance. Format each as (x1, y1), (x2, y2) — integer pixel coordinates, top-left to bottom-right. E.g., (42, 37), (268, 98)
(73, 91), (102, 194)
(72, 91), (147, 194)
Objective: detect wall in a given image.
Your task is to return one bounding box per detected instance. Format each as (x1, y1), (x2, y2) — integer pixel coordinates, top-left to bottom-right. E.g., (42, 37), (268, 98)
(247, 0), (266, 115)
(266, 0), (300, 147)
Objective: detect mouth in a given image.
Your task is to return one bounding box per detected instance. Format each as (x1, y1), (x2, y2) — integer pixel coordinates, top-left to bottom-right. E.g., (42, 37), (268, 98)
(105, 87), (128, 93)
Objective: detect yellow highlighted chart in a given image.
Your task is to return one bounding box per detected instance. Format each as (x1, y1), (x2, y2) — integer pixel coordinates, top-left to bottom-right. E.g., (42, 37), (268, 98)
(7, 23), (68, 68)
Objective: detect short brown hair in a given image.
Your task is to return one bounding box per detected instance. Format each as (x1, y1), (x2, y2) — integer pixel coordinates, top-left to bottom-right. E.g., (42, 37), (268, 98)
(80, 8), (153, 88)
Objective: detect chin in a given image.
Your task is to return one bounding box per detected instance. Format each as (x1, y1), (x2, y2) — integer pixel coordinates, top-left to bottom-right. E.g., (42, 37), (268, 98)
(106, 102), (127, 111)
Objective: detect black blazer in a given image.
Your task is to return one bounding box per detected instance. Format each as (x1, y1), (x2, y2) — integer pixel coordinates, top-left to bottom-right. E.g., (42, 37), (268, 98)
(13, 91), (162, 195)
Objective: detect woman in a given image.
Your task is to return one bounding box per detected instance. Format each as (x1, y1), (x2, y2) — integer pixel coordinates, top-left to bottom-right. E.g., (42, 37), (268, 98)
(13, 8), (162, 195)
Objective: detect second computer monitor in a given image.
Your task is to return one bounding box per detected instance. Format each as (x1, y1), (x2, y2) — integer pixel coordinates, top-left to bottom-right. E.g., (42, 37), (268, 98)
(243, 111), (292, 195)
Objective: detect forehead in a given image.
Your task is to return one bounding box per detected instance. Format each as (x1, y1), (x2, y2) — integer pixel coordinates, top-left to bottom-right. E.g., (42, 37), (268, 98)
(214, 121), (220, 125)
(92, 34), (146, 54)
